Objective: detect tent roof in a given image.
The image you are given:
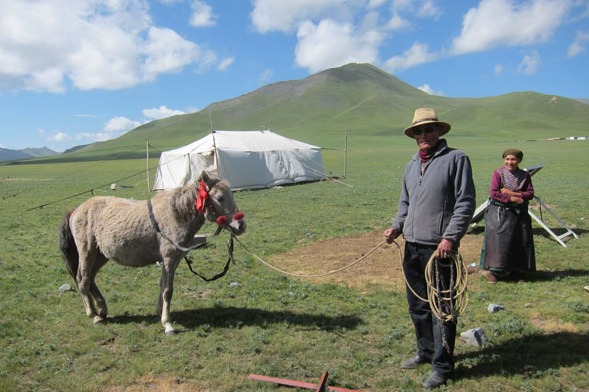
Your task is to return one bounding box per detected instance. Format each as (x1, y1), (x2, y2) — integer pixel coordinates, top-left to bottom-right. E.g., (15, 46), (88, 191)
(153, 130), (325, 191)
(165, 130), (321, 155)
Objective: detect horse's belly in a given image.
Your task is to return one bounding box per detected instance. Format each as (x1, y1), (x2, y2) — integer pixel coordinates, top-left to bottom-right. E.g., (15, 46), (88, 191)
(100, 241), (160, 267)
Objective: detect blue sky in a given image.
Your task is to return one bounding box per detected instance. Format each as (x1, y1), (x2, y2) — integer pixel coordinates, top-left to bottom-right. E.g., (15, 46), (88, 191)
(1, 0), (588, 152)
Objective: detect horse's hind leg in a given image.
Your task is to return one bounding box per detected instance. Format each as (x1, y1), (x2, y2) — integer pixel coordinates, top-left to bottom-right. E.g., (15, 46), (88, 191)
(157, 258), (180, 335)
(77, 248), (104, 324)
(88, 254), (109, 323)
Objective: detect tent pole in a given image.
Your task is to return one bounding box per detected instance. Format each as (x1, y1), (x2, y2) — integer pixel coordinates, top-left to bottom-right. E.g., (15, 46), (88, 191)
(343, 129), (348, 179)
(146, 141), (150, 192)
(210, 117), (218, 174)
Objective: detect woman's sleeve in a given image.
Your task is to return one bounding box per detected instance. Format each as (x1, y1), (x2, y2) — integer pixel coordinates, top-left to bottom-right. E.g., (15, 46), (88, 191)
(520, 173), (535, 200)
(489, 169), (510, 203)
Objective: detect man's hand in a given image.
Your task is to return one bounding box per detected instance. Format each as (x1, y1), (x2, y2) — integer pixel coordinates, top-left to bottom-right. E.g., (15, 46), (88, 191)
(384, 227), (399, 244)
(437, 238), (454, 259)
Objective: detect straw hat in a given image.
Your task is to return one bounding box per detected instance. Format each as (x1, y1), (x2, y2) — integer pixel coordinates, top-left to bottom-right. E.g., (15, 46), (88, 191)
(403, 108), (451, 138)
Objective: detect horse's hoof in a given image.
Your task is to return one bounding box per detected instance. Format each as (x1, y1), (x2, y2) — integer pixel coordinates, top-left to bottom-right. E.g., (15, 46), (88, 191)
(93, 316), (106, 325)
(164, 325), (176, 335)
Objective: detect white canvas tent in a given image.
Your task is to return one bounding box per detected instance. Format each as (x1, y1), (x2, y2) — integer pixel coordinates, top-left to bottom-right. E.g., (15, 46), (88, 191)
(153, 130), (326, 191)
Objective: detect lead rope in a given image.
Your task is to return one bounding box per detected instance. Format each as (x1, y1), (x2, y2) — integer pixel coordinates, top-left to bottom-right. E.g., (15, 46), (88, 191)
(233, 236), (388, 278)
(233, 235), (468, 346)
(184, 236), (235, 281)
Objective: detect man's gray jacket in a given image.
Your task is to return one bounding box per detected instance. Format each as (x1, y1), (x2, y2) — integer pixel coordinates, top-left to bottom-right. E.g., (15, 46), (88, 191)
(392, 139), (476, 247)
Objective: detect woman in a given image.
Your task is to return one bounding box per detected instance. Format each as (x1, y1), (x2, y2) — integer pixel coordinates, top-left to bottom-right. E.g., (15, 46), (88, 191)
(481, 148), (536, 283)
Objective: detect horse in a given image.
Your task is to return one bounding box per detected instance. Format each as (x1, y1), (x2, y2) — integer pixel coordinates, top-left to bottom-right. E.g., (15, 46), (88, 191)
(58, 171), (246, 334)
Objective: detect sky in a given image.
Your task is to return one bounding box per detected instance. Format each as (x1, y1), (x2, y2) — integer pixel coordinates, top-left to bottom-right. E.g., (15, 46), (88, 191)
(1, 0), (588, 152)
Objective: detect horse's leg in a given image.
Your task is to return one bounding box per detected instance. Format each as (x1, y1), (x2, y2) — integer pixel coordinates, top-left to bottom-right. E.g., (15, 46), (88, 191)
(158, 257), (180, 335)
(88, 254), (109, 323)
(77, 246), (102, 324)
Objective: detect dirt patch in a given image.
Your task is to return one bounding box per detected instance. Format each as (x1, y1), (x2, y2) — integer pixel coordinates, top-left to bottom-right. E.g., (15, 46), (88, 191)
(105, 375), (208, 392)
(267, 229), (484, 291)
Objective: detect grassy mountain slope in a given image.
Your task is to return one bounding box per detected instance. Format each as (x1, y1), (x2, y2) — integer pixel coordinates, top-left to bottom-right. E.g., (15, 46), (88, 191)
(46, 63), (589, 161)
(0, 146), (58, 162)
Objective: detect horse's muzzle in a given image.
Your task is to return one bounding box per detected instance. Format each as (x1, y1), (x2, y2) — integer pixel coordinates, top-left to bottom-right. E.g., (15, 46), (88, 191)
(216, 212), (246, 235)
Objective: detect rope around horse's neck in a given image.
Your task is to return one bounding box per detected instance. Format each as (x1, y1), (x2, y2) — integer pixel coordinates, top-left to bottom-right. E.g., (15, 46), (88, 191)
(233, 236), (388, 278)
(233, 236), (468, 322)
(147, 199), (222, 253)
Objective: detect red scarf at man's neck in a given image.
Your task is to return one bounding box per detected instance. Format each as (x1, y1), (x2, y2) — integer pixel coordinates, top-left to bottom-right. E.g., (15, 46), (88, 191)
(418, 141), (441, 163)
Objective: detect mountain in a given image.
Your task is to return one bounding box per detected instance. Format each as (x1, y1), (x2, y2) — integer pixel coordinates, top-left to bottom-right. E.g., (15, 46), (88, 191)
(0, 147), (58, 162)
(45, 63), (589, 161)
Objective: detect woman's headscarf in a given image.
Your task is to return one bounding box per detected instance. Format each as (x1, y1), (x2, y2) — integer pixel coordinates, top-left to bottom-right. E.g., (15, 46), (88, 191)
(502, 148), (523, 161)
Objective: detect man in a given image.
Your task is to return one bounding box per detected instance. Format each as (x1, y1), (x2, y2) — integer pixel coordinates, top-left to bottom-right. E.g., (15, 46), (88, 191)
(384, 108), (476, 389)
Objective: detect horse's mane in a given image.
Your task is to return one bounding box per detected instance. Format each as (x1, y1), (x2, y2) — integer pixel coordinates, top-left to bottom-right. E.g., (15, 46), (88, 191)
(155, 176), (229, 220)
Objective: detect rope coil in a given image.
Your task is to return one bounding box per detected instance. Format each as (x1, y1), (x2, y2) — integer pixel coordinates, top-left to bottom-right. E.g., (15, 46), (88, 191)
(393, 240), (469, 322)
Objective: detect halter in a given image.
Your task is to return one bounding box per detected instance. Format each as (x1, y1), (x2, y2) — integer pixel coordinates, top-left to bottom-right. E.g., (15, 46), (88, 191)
(195, 180), (245, 227)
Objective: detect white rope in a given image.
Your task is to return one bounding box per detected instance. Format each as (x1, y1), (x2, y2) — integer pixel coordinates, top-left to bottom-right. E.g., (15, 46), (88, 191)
(396, 244), (469, 322)
(233, 235), (468, 322)
(233, 236), (387, 278)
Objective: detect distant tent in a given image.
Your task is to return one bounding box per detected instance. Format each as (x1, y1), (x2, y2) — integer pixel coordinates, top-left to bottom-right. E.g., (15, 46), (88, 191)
(153, 130), (326, 190)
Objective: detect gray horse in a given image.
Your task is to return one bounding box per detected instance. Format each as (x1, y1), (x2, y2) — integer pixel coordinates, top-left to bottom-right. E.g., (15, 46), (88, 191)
(59, 171), (246, 334)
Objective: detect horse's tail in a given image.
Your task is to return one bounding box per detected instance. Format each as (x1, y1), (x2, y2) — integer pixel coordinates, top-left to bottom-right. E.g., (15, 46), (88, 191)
(58, 211), (79, 285)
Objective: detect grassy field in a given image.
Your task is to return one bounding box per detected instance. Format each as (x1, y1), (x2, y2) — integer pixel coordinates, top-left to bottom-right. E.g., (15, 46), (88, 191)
(1, 134), (588, 391)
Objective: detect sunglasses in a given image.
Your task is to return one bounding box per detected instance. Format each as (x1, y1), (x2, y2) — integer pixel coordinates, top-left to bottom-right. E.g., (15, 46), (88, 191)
(413, 125), (437, 136)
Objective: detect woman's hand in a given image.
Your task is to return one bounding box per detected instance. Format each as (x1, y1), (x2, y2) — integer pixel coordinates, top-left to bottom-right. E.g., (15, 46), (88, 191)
(500, 188), (517, 196)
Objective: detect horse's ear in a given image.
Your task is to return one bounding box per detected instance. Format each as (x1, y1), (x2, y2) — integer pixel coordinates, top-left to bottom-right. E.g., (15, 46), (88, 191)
(199, 171), (210, 184)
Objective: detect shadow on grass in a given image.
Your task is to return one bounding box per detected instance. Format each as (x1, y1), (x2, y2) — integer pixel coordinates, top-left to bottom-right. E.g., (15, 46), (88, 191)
(455, 331), (589, 380)
(529, 269), (589, 282)
(108, 305), (363, 332)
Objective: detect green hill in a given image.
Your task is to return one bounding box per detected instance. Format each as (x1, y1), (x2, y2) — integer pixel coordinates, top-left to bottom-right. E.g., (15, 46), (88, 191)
(46, 63), (589, 161)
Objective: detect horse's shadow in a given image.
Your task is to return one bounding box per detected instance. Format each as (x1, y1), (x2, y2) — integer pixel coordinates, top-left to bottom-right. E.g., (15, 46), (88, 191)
(455, 331), (589, 380)
(108, 306), (363, 332)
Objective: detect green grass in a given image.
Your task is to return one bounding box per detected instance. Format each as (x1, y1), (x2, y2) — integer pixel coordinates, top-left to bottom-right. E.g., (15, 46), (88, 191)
(1, 134), (588, 391)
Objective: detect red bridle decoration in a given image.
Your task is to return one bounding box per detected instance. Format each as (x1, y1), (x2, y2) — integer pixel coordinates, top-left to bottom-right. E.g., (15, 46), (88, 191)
(216, 212), (245, 227)
(195, 181), (209, 214)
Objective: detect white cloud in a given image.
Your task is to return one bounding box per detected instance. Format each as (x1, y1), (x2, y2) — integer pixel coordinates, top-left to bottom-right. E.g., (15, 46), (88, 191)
(384, 42), (437, 73)
(65, 116), (141, 144)
(416, 0), (442, 19)
(568, 31), (589, 58)
(46, 131), (71, 142)
(43, 107), (187, 147)
(386, 12), (411, 31)
(418, 84), (444, 96)
(142, 106), (185, 120)
(451, 0), (570, 55)
(295, 19), (383, 73)
(217, 57), (234, 71)
(0, 0), (216, 92)
(142, 27), (200, 81)
(518, 51), (541, 75)
(190, 1), (217, 27)
(251, 0), (344, 33)
(494, 64), (504, 75)
(104, 117), (142, 133)
(257, 68), (274, 84)
(368, 0), (387, 8)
